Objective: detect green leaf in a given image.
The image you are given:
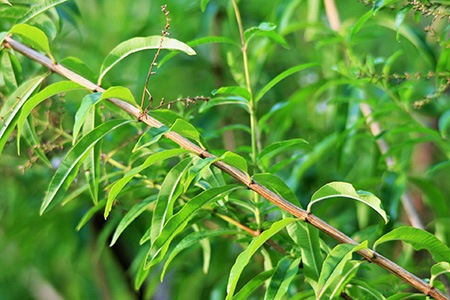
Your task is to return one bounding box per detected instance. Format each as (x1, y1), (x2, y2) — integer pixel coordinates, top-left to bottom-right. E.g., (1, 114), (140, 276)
(439, 110), (450, 140)
(219, 151), (249, 178)
(233, 270), (274, 300)
(41, 119), (131, 214)
(258, 138), (309, 161)
(1, 0), (12, 6)
(159, 36), (238, 67)
(170, 118), (201, 143)
(265, 256), (300, 300)
(226, 218), (297, 299)
(255, 63), (317, 103)
(395, 5), (412, 41)
(100, 86), (138, 107)
(76, 199), (106, 231)
(212, 86), (251, 101)
(98, 36), (195, 84)
(325, 260), (361, 299)
(60, 56), (97, 83)
(9, 24), (53, 59)
(252, 173), (301, 207)
(350, 10), (373, 40)
(316, 242), (367, 299)
(1, 51), (20, 91)
(201, 0), (210, 12)
(17, 80), (84, 152)
(132, 125), (170, 153)
(146, 185), (241, 268)
(287, 222), (322, 285)
(110, 196), (157, 246)
(72, 93), (102, 145)
(430, 262), (450, 287)
(244, 22), (288, 48)
(199, 96), (250, 113)
(105, 148), (188, 219)
(161, 229), (238, 281)
(21, 119), (52, 168)
(0, 75), (46, 155)
(347, 279), (387, 300)
(18, 0), (68, 23)
(374, 226), (450, 263)
(82, 107), (101, 205)
(308, 182), (388, 224)
(150, 158), (193, 243)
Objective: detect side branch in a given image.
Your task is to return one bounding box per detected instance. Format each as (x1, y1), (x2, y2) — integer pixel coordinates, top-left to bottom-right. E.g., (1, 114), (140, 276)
(3, 36), (448, 300)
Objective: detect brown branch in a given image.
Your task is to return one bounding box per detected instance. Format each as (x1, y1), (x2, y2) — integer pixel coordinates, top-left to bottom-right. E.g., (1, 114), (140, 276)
(3, 36), (449, 300)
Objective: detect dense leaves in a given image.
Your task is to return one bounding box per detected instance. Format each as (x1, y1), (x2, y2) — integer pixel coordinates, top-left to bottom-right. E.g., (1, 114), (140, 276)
(1, 0), (449, 299)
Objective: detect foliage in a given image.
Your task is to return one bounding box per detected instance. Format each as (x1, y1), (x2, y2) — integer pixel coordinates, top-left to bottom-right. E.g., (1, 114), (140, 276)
(1, 0), (450, 299)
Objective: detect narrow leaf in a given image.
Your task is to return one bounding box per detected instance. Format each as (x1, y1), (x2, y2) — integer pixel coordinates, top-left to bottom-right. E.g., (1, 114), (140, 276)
(18, 0), (68, 23)
(100, 86), (138, 107)
(146, 185), (241, 268)
(439, 110), (450, 139)
(308, 182), (388, 224)
(265, 256), (300, 300)
(17, 80), (84, 150)
(132, 125), (170, 153)
(161, 229), (238, 281)
(233, 270), (274, 300)
(72, 93), (102, 144)
(255, 63), (317, 103)
(226, 218), (297, 299)
(21, 119), (52, 167)
(105, 148), (188, 218)
(212, 86), (251, 101)
(199, 96), (250, 113)
(76, 199), (106, 231)
(0, 75), (46, 155)
(200, 0), (210, 11)
(258, 138), (309, 161)
(41, 120), (131, 214)
(150, 158), (193, 243)
(374, 226), (450, 263)
(287, 222), (322, 285)
(110, 196), (157, 246)
(317, 242), (367, 299)
(98, 36), (195, 84)
(351, 10), (373, 40)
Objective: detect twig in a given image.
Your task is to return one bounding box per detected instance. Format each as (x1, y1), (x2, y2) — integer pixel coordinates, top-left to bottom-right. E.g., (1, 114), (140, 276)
(3, 36), (449, 300)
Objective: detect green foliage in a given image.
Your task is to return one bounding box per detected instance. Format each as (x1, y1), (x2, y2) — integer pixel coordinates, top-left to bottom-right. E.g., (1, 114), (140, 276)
(1, 0), (450, 299)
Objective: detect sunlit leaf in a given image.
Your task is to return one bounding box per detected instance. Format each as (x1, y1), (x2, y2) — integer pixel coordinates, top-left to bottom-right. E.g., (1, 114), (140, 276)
(72, 93), (101, 145)
(213, 86), (251, 101)
(200, 0), (210, 11)
(170, 118), (201, 143)
(17, 81), (84, 151)
(430, 262), (450, 287)
(60, 56), (97, 83)
(347, 279), (387, 299)
(252, 173), (301, 207)
(308, 182), (388, 224)
(100, 86), (138, 107)
(146, 185), (241, 268)
(374, 226), (450, 263)
(255, 63), (318, 103)
(199, 96), (250, 113)
(41, 119), (132, 214)
(105, 148), (188, 219)
(226, 218), (297, 299)
(76, 199), (106, 231)
(219, 151), (249, 177)
(98, 36), (195, 84)
(350, 10), (372, 40)
(9, 24), (53, 59)
(110, 196), (157, 246)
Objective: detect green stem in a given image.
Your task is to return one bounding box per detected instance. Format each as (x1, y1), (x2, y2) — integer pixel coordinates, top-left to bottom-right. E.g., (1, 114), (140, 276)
(232, 0), (261, 229)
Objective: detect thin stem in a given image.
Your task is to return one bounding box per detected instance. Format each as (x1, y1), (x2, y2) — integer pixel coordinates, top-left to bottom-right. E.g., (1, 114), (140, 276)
(4, 36), (449, 300)
(231, 0), (262, 229)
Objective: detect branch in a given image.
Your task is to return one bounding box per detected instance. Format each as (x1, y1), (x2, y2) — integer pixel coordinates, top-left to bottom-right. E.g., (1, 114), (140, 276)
(3, 36), (449, 300)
